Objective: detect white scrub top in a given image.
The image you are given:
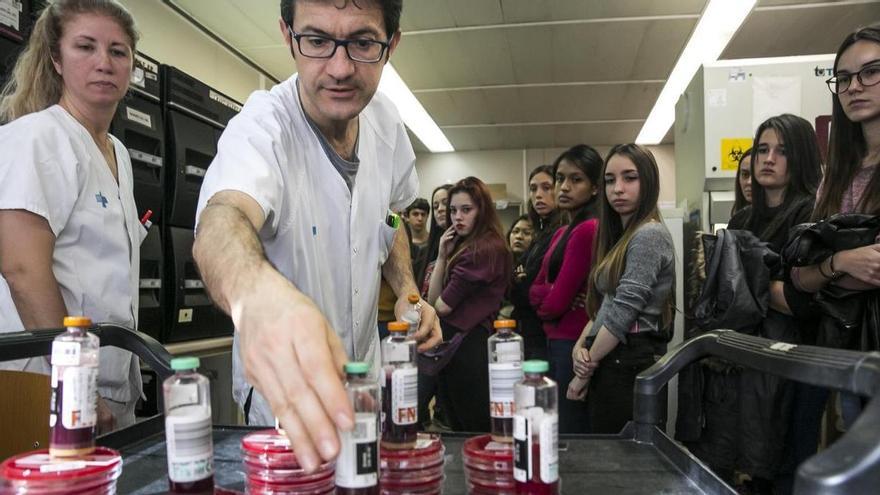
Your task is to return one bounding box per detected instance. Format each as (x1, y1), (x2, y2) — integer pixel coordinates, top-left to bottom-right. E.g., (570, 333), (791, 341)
(0, 104), (145, 405)
(196, 74), (418, 425)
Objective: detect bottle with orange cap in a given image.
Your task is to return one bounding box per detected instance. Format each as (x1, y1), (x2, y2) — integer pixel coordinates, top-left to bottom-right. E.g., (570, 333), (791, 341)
(380, 321), (418, 449)
(401, 293), (421, 337)
(49, 316), (99, 457)
(488, 319), (524, 442)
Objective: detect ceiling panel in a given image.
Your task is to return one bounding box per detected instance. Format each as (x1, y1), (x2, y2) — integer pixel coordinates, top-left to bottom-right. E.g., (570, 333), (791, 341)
(394, 17), (695, 90)
(173, 0), (278, 48)
(400, 0), (707, 31)
(499, 0), (707, 22)
(442, 122), (645, 150)
(161, 0), (879, 151)
(416, 83), (662, 125)
(722, 3), (879, 59)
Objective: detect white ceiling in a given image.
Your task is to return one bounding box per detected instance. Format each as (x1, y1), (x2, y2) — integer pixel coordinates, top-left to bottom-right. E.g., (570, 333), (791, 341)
(168, 0), (880, 152)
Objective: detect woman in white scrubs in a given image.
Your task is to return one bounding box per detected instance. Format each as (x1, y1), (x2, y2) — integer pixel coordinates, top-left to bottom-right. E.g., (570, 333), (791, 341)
(0, 0), (143, 432)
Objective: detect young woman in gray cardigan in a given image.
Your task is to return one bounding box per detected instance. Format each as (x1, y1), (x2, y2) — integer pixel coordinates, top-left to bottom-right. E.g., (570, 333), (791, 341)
(568, 144), (676, 434)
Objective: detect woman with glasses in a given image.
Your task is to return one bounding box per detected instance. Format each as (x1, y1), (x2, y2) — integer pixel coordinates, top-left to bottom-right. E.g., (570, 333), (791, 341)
(789, 22), (880, 437)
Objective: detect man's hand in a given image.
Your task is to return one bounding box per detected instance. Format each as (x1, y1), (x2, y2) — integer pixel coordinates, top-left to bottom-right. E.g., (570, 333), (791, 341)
(394, 296), (442, 351)
(233, 266), (352, 472)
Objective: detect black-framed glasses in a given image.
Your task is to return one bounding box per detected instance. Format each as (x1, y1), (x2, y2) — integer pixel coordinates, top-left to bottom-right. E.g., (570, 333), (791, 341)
(826, 64), (880, 94)
(288, 27), (389, 63)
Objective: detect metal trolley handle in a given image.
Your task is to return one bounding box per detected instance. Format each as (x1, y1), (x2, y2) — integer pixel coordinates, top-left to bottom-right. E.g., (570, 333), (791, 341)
(0, 323), (173, 381)
(634, 330), (880, 495)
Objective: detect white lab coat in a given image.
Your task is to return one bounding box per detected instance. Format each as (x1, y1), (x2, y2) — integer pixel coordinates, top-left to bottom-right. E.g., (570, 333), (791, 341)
(0, 105), (144, 406)
(196, 75), (418, 425)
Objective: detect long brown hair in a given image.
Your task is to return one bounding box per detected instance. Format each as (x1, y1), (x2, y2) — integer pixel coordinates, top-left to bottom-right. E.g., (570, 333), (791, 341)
(445, 177), (511, 282)
(0, 0), (139, 123)
(812, 23), (880, 220)
(586, 144), (674, 330)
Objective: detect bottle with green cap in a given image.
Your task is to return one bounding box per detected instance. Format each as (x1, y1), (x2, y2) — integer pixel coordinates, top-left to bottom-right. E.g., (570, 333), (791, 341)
(513, 360), (559, 494)
(163, 356), (214, 493)
(336, 362), (380, 493)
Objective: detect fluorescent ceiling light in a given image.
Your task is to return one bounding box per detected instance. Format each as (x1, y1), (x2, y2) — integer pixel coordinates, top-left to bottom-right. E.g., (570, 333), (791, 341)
(379, 64), (454, 153)
(636, 0), (756, 145)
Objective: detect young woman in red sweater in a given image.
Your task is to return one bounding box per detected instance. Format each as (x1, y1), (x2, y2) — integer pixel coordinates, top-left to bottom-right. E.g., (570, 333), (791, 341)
(529, 144), (602, 433)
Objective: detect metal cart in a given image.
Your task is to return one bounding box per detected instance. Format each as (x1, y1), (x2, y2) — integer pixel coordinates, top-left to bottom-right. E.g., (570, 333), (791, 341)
(2, 324), (877, 494)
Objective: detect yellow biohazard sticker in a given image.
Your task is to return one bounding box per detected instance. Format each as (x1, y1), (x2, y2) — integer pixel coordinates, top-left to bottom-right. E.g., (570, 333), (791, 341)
(720, 138), (753, 172)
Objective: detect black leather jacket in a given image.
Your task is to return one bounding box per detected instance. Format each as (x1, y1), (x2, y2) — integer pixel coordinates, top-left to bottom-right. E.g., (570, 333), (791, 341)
(783, 213), (880, 351)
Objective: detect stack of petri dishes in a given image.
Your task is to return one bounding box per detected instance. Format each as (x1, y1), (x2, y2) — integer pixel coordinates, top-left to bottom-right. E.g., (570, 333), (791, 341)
(462, 434), (515, 495)
(0, 447), (123, 494)
(379, 433), (444, 494)
(241, 429), (336, 495)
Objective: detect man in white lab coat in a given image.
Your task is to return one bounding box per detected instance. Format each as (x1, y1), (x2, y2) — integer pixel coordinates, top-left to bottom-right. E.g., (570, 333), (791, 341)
(193, 0), (442, 471)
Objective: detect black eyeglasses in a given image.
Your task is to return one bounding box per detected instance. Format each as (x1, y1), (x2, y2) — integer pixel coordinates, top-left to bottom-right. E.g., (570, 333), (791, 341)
(288, 27), (389, 63)
(826, 63), (880, 94)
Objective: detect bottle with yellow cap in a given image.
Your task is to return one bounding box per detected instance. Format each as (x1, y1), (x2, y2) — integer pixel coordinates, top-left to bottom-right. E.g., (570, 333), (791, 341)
(380, 321), (418, 449)
(49, 316), (99, 457)
(487, 319), (524, 442)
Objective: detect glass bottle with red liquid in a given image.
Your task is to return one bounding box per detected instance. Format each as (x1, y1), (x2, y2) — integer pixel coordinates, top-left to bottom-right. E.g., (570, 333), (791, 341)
(336, 362), (380, 495)
(488, 319), (524, 442)
(49, 316), (99, 458)
(381, 321), (418, 450)
(164, 356), (214, 494)
(513, 360), (559, 494)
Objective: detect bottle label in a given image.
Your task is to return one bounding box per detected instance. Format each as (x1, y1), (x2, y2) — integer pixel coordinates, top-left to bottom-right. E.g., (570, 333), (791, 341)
(495, 341), (522, 362)
(383, 341), (410, 363)
(51, 341), (81, 367)
(61, 366), (97, 429)
(489, 362), (522, 418)
(391, 367), (417, 425)
(539, 413), (559, 483)
(166, 408), (214, 483)
(336, 412), (378, 488)
(167, 383), (199, 411)
(513, 414), (531, 482)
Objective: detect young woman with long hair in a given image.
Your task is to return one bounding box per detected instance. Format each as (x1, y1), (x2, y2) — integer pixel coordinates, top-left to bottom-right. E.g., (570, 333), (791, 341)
(420, 184), (453, 297)
(529, 144), (602, 433)
(508, 165), (563, 360)
(426, 177), (512, 432)
(0, 0), (143, 432)
(789, 21), (880, 444)
(568, 144), (676, 435)
(731, 148), (753, 217)
(694, 114), (822, 493)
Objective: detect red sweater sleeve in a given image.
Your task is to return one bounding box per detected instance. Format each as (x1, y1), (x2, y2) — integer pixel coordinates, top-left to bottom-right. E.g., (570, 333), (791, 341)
(530, 220), (597, 320)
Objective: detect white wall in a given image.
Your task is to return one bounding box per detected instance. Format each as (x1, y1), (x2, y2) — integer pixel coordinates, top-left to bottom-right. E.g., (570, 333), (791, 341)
(415, 144), (677, 210)
(118, 0), (267, 103)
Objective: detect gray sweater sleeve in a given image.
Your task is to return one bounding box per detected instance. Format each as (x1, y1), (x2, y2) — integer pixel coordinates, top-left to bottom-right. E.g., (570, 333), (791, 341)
(596, 223), (674, 344)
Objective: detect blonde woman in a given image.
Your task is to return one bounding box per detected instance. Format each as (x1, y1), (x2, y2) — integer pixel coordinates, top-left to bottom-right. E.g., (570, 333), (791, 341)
(0, 0), (144, 432)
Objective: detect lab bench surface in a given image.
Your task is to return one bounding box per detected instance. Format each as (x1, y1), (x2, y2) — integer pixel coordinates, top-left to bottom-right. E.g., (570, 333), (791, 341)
(106, 419), (731, 494)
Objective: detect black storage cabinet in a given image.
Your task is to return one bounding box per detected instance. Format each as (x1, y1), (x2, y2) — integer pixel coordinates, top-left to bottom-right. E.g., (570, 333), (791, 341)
(160, 66), (240, 343)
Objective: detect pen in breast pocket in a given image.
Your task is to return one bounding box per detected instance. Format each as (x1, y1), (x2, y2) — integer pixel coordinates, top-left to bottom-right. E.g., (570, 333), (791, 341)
(140, 209), (153, 229)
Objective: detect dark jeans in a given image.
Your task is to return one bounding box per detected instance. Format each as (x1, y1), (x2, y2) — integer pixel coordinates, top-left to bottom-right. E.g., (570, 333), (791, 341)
(438, 326), (491, 433)
(586, 334), (664, 434)
(547, 338), (590, 433)
(774, 383), (830, 495)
